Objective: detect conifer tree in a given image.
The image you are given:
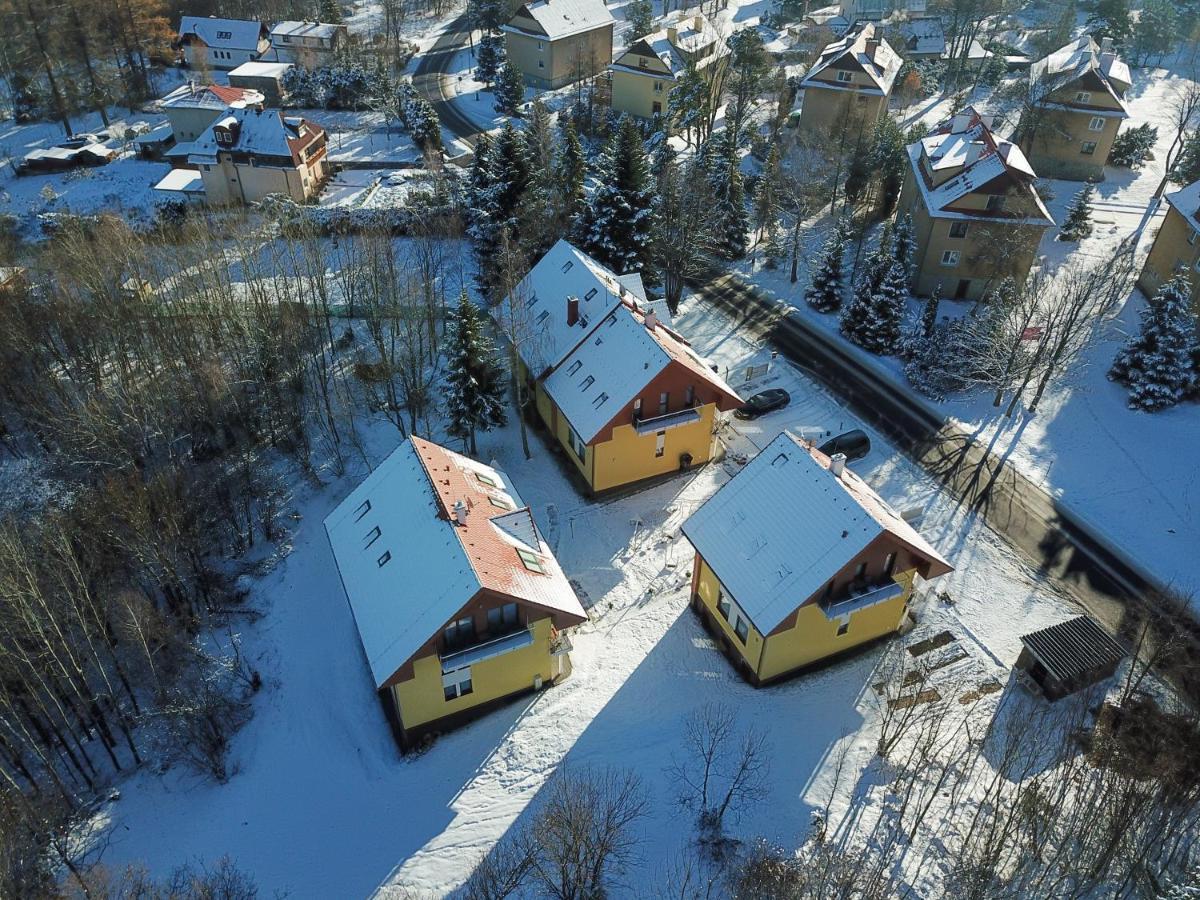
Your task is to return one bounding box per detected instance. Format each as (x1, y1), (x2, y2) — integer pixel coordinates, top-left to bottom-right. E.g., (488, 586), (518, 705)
(525, 99), (555, 172)
(1170, 130), (1200, 186)
(841, 238), (907, 355)
(473, 124), (531, 296)
(494, 61), (525, 114)
(409, 97), (443, 155)
(465, 131), (494, 225)
(755, 144), (781, 247)
(709, 130), (750, 259)
(804, 224), (847, 312)
(447, 291), (509, 455)
(476, 34), (504, 85)
(920, 284), (941, 338)
(578, 115), (657, 277)
(626, 0), (654, 41)
(1058, 182), (1095, 241)
(555, 120), (587, 226)
(892, 213), (916, 280)
(764, 226), (787, 269)
(319, 0), (344, 24)
(1087, 0), (1133, 46)
(1109, 275), (1199, 411)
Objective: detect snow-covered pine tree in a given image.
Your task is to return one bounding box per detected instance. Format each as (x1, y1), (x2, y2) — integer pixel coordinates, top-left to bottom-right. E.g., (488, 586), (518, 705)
(764, 226), (787, 269)
(1109, 275), (1199, 411)
(494, 61), (525, 114)
(920, 283), (940, 337)
(892, 213), (916, 280)
(841, 248), (907, 355)
(476, 34), (504, 84)
(708, 130), (750, 259)
(473, 124), (531, 297)
(465, 131), (494, 223)
(578, 115), (657, 278)
(755, 143), (781, 246)
(319, 0), (344, 23)
(626, 0), (654, 41)
(1170, 130), (1200, 185)
(409, 97), (443, 155)
(525, 99), (554, 172)
(446, 291), (508, 455)
(804, 224), (846, 312)
(554, 120), (587, 226)
(1058, 182), (1095, 241)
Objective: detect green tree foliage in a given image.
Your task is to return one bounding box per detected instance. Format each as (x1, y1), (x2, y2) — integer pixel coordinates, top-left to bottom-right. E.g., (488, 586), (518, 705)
(626, 0), (655, 41)
(804, 224), (847, 313)
(555, 120), (588, 226)
(578, 116), (658, 278)
(1058, 182), (1095, 241)
(1086, 0), (1133, 47)
(318, 0), (344, 24)
(494, 60), (525, 114)
(669, 62), (715, 147)
(1169, 129), (1200, 185)
(1109, 275), (1200, 411)
(1109, 123), (1160, 168)
(709, 130), (750, 259)
(476, 33), (505, 84)
(1131, 0), (1177, 64)
(725, 27), (772, 140)
(446, 292), (509, 455)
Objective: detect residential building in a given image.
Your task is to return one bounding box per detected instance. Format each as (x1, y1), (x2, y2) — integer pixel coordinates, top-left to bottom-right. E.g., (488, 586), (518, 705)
(268, 21), (348, 68)
(502, 0), (615, 89)
(229, 61), (294, 105)
(681, 432), (953, 685)
(324, 437), (587, 749)
(188, 108), (329, 205)
(158, 82), (264, 144)
(797, 23), (901, 140)
(845, 0), (926, 19)
(897, 108), (1054, 301)
(508, 241), (743, 495)
(897, 17), (945, 60)
(177, 16), (269, 70)
(1137, 179), (1200, 315)
(1020, 35), (1131, 180)
(608, 14), (727, 123)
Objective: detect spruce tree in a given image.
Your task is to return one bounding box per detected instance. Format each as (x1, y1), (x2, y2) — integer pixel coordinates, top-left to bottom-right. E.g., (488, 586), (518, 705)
(319, 0), (344, 24)
(555, 120), (587, 226)
(494, 61), (525, 114)
(920, 284), (941, 338)
(709, 130), (750, 259)
(1087, 0), (1133, 46)
(755, 144), (781, 247)
(1109, 275), (1199, 411)
(446, 292), (509, 455)
(409, 97), (443, 155)
(525, 99), (555, 172)
(892, 213), (916, 280)
(804, 224), (846, 313)
(473, 124), (531, 296)
(841, 243), (907, 355)
(626, 0), (655, 41)
(578, 115), (657, 277)
(1170, 131), (1200, 186)
(1058, 182), (1095, 241)
(476, 34), (504, 85)
(465, 131), (494, 225)
(764, 226), (787, 269)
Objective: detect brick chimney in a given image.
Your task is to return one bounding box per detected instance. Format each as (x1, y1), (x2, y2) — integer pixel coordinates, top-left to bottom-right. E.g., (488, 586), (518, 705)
(865, 39), (880, 61)
(567, 296), (579, 327)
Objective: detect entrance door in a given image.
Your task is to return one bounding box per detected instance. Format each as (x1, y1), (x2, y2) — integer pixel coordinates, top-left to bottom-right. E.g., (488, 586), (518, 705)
(954, 279), (971, 300)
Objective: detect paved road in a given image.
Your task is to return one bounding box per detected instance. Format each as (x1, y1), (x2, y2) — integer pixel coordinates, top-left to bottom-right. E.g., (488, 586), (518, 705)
(412, 15), (483, 162)
(693, 273), (1164, 638)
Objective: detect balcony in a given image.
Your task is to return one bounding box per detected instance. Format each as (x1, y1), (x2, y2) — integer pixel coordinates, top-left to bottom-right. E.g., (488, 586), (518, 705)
(820, 580), (905, 621)
(440, 626), (534, 674)
(633, 402), (701, 435)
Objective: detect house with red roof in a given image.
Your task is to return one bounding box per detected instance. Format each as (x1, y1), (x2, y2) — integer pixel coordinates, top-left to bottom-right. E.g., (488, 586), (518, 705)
(324, 436), (587, 749)
(158, 81), (265, 145)
(508, 241), (743, 495)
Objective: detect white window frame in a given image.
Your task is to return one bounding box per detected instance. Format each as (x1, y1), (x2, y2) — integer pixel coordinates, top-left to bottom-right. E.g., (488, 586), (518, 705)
(1081, 140), (1097, 156)
(654, 430), (666, 458)
(941, 250), (960, 267)
(443, 666), (473, 700)
(837, 70), (853, 83)
(716, 588), (752, 645)
(1088, 116), (1105, 132)
(1189, 229), (1198, 246)
(949, 221), (968, 238)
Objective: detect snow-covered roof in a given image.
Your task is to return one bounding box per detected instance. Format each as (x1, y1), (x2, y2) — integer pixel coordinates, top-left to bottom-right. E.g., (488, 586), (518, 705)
(611, 14), (726, 78)
(504, 0), (614, 40)
(188, 107), (323, 166)
(270, 20), (343, 40)
(153, 168), (205, 195)
(1164, 180), (1200, 227)
(508, 239), (635, 375)
(907, 108), (1053, 225)
(229, 60), (294, 79)
(803, 21), (901, 95)
(178, 16), (266, 51)
(1029, 35), (1130, 114)
(324, 437), (585, 689)
(901, 17), (944, 56)
(682, 432), (952, 635)
(159, 82), (263, 111)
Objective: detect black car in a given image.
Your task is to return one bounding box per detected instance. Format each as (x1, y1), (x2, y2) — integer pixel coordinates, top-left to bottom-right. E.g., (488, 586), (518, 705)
(819, 429), (871, 461)
(734, 388), (791, 419)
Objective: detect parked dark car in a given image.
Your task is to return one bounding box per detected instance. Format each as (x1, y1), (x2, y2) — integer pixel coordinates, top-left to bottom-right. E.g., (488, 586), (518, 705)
(734, 388), (791, 419)
(819, 429), (871, 461)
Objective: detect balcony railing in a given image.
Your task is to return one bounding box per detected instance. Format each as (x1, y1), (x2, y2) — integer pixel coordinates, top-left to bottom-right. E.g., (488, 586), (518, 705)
(440, 626), (534, 674)
(820, 580), (905, 621)
(633, 402), (701, 435)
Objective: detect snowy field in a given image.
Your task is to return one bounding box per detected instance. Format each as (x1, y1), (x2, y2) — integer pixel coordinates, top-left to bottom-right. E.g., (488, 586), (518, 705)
(85, 288), (1086, 897)
(741, 63), (1200, 600)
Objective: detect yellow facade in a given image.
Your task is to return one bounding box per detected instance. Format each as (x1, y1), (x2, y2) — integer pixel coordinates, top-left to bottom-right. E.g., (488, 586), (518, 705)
(504, 24), (613, 89)
(1138, 203), (1200, 316)
(198, 152), (328, 206)
(693, 557), (914, 683)
(532, 380), (721, 494)
(391, 617), (560, 732)
(609, 68), (673, 120)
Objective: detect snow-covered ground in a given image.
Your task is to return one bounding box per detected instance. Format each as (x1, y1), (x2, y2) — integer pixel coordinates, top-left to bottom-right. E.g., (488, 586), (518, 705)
(86, 286), (1086, 897)
(743, 62), (1200, 600)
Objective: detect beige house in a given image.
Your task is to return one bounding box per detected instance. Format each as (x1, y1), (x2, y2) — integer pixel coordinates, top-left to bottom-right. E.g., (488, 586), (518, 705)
(1020, 35), (1131, 181)
(502, 0), (614, 89)
(1137, 180), (1200, 316)
(178, 16), (269, 70)
(609, 14), (727, 122)
(158, 82), (264, 144)
(188, 108), (330, 206)
(797, 22), (901, 141)
(898, 108), (1054, 301)
(268, 21), (349, 68)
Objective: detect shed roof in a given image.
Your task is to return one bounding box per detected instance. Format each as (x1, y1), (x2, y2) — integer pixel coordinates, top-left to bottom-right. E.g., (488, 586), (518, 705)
(682, 431), (952, 635)
(1020, 616), (1126, 684)
(324, 437), (585, 689)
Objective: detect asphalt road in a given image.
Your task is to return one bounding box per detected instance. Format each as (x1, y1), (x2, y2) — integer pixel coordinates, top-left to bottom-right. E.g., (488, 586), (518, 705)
(692, 273), (1164, 638)
(412, 15), (483, 161)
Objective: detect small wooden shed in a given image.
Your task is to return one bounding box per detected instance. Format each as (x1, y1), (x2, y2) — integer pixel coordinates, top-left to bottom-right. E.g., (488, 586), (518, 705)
(1015, 615), (1126, 701)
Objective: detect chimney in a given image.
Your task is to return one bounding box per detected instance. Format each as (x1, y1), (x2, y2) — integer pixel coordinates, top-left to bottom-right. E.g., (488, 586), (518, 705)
(644, 309), (659, 331)
(1100, 36), (1113, 54)
(865, 39), (880, 60)
(667, 24), (679, 43)
(453, 499), (469, 526)
(829, 453), (847, 478)
(567, 296), (579, 327)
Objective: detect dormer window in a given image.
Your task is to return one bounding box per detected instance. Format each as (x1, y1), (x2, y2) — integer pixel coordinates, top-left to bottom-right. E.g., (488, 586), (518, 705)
(217, 30), (232, 39)
(580, 375), (595, 391)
